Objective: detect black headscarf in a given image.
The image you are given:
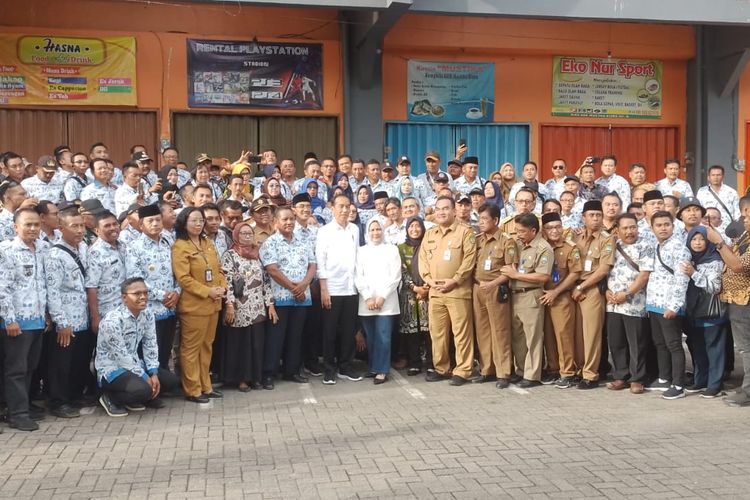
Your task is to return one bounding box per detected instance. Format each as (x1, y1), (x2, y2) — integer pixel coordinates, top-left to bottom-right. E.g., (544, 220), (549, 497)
(405, 216), (426, 287)
(354, 184), (375, 210)
(687, 226), (722, 266)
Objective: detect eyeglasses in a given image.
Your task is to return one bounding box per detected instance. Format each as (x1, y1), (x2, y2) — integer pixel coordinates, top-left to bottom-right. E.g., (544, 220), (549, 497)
(125, 291), (149, 297)
(238, 232), (254, 237)
(189, 219), (205, 225)
(552, 165), (565, 170)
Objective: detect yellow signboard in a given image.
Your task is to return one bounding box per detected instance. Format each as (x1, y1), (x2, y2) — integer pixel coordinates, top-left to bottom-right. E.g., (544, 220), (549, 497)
(0, 35), (137, 106)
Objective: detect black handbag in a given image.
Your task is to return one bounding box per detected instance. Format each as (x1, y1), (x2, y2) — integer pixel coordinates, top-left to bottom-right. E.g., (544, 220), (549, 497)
(686, 284), (726, 320)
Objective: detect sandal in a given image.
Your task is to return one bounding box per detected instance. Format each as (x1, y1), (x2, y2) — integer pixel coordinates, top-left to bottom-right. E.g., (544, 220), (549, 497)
(238, 383), (251, 393)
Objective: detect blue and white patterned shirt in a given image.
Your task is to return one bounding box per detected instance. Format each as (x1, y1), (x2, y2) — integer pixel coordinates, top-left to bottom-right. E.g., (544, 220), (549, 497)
(595, 174), (631, 208)
(21, 175), (64, 203)
(114, 182), (158, 216)
(561, 211), (583, 230)
(293, 222), (318, 252)
(118, 225), (141, 247)
(454, 175), (485, 196)
(124, 233), (180, 320)
(80, 180), (117, 214)
(85, 238), (127, 318)
(45, 240), (89, 332)
(95, 304), (159, 384)
(544, 178), (567, 201)
(260, 232), (316, 306)
(62, 174), (89, 202)
(646, 234), (691, 316)
(606, 240), (654, 318)
(508, 181), (548, 214)
(0, 209), (15, 242)
(0, 237), (48, 330)
(696, 184), (741, 232)
(366, 179), (396, 198)
(655, 178), (694, 199)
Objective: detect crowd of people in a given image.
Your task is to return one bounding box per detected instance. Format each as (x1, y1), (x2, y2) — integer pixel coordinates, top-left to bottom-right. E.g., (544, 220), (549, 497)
(0, 142), (748, 433)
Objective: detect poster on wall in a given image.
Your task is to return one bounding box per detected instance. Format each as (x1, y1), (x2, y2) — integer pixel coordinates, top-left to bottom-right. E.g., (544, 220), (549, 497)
(407, 60), (494, 123)
(0, 35), (136, 106)
(552, 56), (663, 118)
(187, 39), (322, 110)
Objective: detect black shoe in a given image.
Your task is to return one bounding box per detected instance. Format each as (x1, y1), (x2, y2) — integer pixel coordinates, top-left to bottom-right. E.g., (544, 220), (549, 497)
(73, 395), (99, 408)
(249, 381), (263, 390)
(337, 370), (363, 382)
(210, 372), (223, 388)
(203, 390), (223, 399)
(9, 416), (39, 431)
(495, 378), (510, 389)
(50, 404), (80, 419)
(449, 375), (468, 386)
(373, 374), (387, 385)
(425, 370), (448, 382)
(99, 395), (128, 418)
(540, 373), (559, 385)
(29, 403), (46, 421)
(304, 363), (323, 377)
(577, 379), (599, 390)
(555, 377), (574, 389)
(146, 397), (166, 409)
(509, 373), (523, 384)
(262, 377), (275, 390)
(516, 379), (541, 389)
(283, 374), (309, 384)
(322, 371), (337, 385)
(407, 367), (421, 376)
(364, 372), (377, 378)
(186, 395), (210, 404)
(685, 384), (707, 394)
(471, 374), (497, 384)
(701, 388), (725, 399)
(124, 403), (146, 412)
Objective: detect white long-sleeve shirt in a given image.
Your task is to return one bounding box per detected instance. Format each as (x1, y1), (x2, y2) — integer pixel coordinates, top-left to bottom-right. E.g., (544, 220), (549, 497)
(315, 220), (359, 296)
(354, 242), (402, 316)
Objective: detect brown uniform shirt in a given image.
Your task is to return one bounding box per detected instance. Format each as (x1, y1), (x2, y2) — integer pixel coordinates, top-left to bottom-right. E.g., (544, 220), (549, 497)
(252, 225), (275, 246)
(511, 234), (553, 290)
(545, 239), (583, 290)
(500, 213), (541, 239)
(419, 221), (477, 299)
(575, 230), (615, 280)
(474, 228), (518, 282)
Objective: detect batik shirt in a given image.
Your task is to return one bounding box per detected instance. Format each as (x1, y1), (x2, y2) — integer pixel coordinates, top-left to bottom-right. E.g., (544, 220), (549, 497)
(87, 168), (123, 186)
(260, 232), (316, 306)
(114, 182), (158, 216)
(176, 169), (192, 188)
(606, 240), (654, 318)
(80, 180), (117, 214)
(293, 222), (319, 252)
(366, 179), (396, 198)
(209, 230), (231, 259)
(118, 225), (141, 247)
(45, 240), (89, 332)
(0, 209), (15, 242)
(384, 219), (407, 245)
(561, 211), (583, 230)
(21, 175), (64, 203)
(696, 184), (741, 232)
(293, 177), (327, 201)
(454, 175), (486, 196)
(0, 237), (48, 330)
(655, 178), (694, 199)
(85, 238), (127, 318)
(595, 174), (631, 208)
(124, 232), (180, 320)
(95, 304), (159, 384)
(637, 218), (657, 246)
(507, 181), (548, 214)
(544, 178), (566, 201)
(645, 233), (691, 316)
(62, 174), (89, 202)
(579, 182), (609, 201)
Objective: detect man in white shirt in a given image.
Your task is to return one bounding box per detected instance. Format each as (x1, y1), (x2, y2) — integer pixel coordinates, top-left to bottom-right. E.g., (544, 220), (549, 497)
(21, 155), (64, 203)
(544, 159), (568, 201)
(595, 155), (631, 208)
(696, 164), (740, 233)
(655, 159), (693, 199)
(315, 194), (362, 385)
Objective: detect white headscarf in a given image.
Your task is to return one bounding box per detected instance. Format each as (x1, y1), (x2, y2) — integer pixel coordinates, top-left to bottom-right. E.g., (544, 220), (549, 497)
(365, 218), (383, 246)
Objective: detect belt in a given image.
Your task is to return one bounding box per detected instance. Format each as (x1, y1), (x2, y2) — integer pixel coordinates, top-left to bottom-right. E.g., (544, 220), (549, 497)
(511, 287), (541, 293)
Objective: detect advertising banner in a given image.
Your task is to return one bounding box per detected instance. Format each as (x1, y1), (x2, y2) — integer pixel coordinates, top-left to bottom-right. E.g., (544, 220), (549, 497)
(0, 35), (137, 106)
(187, 39), (322, 110)
(552, 56), (663, 118)
(407, 60), (494, 123)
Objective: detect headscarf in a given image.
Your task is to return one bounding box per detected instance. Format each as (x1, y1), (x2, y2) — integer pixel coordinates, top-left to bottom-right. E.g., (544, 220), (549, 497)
(333, 172), (353, 201)
(263, 177), (288, 207)
(354, 184), (375, 210)
(404, 216), (426, 287)
(349, 206), (366, 246)
(395, 176), (415, 201)
(499, 163), (516, 202)
(483, 180), (504, 208)
(231, 163), (253, 195)
(328, 183), (352, 203)
(301, 178), (325, 211)
(231, 221), (259, 260)
(158, 165), (178, 190)
(263, 164), (279, 179)
(687, 226), (722, 266)
(365, 218), (383, 246)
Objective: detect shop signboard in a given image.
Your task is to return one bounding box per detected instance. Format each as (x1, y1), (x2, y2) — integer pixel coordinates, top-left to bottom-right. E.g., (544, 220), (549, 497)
(187, 39), (322, 110)
(552, 56), (663, 118)
(0, 35), (137, 106)
(407, 60), (494, 123)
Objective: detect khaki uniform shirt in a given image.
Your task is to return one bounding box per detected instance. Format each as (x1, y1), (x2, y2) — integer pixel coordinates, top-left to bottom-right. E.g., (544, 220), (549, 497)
(419, 221), (477, 300)
(500, 213), (541, 239)
(575, 230), (615, 281)
(511, 234), (553, 290)
(545, 239), (582, 290)
(474, 228), (518, 282)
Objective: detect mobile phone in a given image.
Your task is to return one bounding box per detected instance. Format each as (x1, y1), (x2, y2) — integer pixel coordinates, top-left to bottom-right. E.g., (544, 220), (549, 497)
(587, 156), (601, 164)
(137, 182), (144, 196)
(249, 154), (262, 163)
(459, 138), (467, 148)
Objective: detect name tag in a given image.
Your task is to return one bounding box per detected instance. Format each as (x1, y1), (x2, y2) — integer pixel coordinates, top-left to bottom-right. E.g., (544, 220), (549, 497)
(584, 260), (592, 272)
(484, 259), (492, 271)
(443, 250), (451, 261)
(205, 269), (213, 282)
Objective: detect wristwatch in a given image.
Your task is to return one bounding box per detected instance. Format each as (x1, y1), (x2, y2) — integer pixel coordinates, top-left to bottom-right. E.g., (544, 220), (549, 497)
(715, 241), (724, 251)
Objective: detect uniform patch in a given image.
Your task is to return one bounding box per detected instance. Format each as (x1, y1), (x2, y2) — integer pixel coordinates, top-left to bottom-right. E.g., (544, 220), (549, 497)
(540, 254), (549, 266)
(571, 248), (581, 260)
(507, 247), (516, 258)
(603, 243), (613, 254)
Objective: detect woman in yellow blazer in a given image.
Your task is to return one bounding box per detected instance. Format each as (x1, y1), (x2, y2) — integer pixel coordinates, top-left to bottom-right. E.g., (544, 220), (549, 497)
(172, 206), (228, 404)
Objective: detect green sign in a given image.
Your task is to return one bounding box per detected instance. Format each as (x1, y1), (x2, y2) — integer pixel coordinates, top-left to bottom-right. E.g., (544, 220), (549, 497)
(552, 56), (663, 119)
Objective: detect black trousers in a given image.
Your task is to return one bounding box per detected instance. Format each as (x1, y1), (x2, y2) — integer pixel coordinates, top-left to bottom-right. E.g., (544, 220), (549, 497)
(101, 369), (179, 407)
(303, 282), (323, 367)
(155, 316), (178, 370)
(607, 313), (648, 383)
(47, 329), (95, 408)
(321, 295), (358, 373)
(2, 329), (43, 419)
(264, 306), (308, 379)
(221, 323), (265, 384)
(407, 333), (433, 370)
(649, 313), (686, 388)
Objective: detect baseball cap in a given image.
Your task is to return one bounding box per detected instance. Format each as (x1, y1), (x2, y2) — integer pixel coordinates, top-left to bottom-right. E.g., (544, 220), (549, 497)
(251, 196), (275, 212)
(133, 151), (152, 162)
(195, 153), (211, 164)
(37, 155), (58, 172)
(398, 156), (411, 166)
(424, 150), (440, 162)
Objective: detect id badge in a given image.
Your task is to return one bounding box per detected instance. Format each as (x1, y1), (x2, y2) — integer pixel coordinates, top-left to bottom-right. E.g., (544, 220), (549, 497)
(584, 260), (592, 272)
(484, 259), (492, 271)
(443, 249), (451, 261)
(205, 269), (214, 282)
